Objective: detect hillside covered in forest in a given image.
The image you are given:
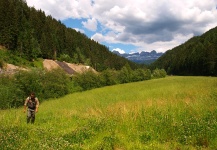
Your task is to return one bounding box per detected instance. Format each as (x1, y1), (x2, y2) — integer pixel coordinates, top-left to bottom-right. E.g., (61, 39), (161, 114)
(0, 0), (139, 71)
(1, 0), (217, 76)
(151, 26), (217, 76)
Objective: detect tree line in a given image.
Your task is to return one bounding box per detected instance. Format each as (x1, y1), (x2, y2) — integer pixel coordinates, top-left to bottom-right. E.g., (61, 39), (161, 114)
(151, 26), (217, 76)
(0, 67), (166, 109)
(0, 0), (138, 71)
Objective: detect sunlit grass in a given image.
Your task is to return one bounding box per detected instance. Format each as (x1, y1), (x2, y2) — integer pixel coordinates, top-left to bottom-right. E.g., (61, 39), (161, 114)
(1, 76), (217, 149)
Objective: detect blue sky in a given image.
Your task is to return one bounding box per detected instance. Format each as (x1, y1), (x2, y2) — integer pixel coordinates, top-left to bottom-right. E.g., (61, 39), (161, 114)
(62, 18), (138, 54)
(26, 0), (217, 54)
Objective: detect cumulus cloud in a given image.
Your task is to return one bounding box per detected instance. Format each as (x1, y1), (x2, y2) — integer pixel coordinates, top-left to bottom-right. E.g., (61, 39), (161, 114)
(26, 0), (217, 52)
(82, 18), (98, 31)
(91, 33), (105, 43)
(91, 0), (217, 52)
(112, 48), (125, 54)
(26, 0), (93, 19)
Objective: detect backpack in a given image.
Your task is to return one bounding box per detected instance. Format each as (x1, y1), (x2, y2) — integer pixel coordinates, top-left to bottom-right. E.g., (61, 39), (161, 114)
(27, 97), (37, 110)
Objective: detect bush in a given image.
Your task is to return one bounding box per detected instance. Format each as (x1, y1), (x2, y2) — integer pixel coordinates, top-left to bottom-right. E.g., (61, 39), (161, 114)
(72, 71), (101, 91)
(0, 65), (167, 109)
(99, 69), (119, 86)
(132, 69), (152, 82)
(58, 54), (72, 62)
(144, 69), (152, 80)
(0, 59), (5, 68)
(71, 67), (159, 93)
(117, 65), (133, 84)
(0, 68), (71, 109)
(0, 50), (7, 68)
(40, 69), (70, 99)
(14, 69), (44, 97)
(152, 68), (167, 78)
(0, 75), (24, 109)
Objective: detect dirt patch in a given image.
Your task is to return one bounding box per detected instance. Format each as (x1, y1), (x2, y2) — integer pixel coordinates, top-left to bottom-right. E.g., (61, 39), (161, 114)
(0, 63), (27, 74)
(6, 64), (20, 70)
(66, 63), (96, 74)
(0, 59), (97, 75)
(43, 59), (60, 71)
(0, 45), (6, 50)
(43, 59), (97, 74)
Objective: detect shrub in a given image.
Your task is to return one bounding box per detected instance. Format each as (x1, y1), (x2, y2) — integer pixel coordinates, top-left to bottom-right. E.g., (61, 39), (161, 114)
(58, 54), (72, 62)
(40, 69), (70, 99)
(99, 69), (119, 86)
(152, 68), (167, 78)
(0, 68), (71, 109)
(132, 69), (151, 82)
(72, 71), (101, 91)
(0, 64), (167, 109)
(118, 65), (133, 84)
(14, 69), (44, 98)
(0, 59), (5, 68)
(0, 75), (24, 109)
(144, 69), (152, 80)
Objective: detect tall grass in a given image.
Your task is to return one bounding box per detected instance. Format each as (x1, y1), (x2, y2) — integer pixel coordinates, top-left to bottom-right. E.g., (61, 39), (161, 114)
(0, 76), (217, 149)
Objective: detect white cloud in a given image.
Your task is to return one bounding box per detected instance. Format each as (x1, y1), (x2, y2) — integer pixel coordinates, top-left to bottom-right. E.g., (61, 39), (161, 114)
(26, 0), (217, 53)
(137, 33), (195, 53)
(91, 33), (105, 43)
(82, 18), (98, 31)
(26, 0), (93, 19)
(112, 48), (125, 54)
(73, 28), (85, 34)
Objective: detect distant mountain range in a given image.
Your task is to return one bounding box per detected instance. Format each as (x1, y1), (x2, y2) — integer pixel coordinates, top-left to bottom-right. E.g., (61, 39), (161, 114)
(112, 50), (164, 64)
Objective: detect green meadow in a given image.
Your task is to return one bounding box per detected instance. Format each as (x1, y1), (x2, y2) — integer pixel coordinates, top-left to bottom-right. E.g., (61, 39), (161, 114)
(0, 76), (217, 150)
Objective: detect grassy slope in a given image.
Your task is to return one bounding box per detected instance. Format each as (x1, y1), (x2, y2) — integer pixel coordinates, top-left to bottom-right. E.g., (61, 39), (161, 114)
(0, 76), (217, 149)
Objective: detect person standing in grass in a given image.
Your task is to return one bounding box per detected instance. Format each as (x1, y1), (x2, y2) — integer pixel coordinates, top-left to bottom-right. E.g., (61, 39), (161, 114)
(24, 92), (39, 124)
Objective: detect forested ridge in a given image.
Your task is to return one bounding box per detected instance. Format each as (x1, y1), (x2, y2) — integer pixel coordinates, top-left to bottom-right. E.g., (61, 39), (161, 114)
(151, 26), (217, 76)
(0, 0), (138, 71)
